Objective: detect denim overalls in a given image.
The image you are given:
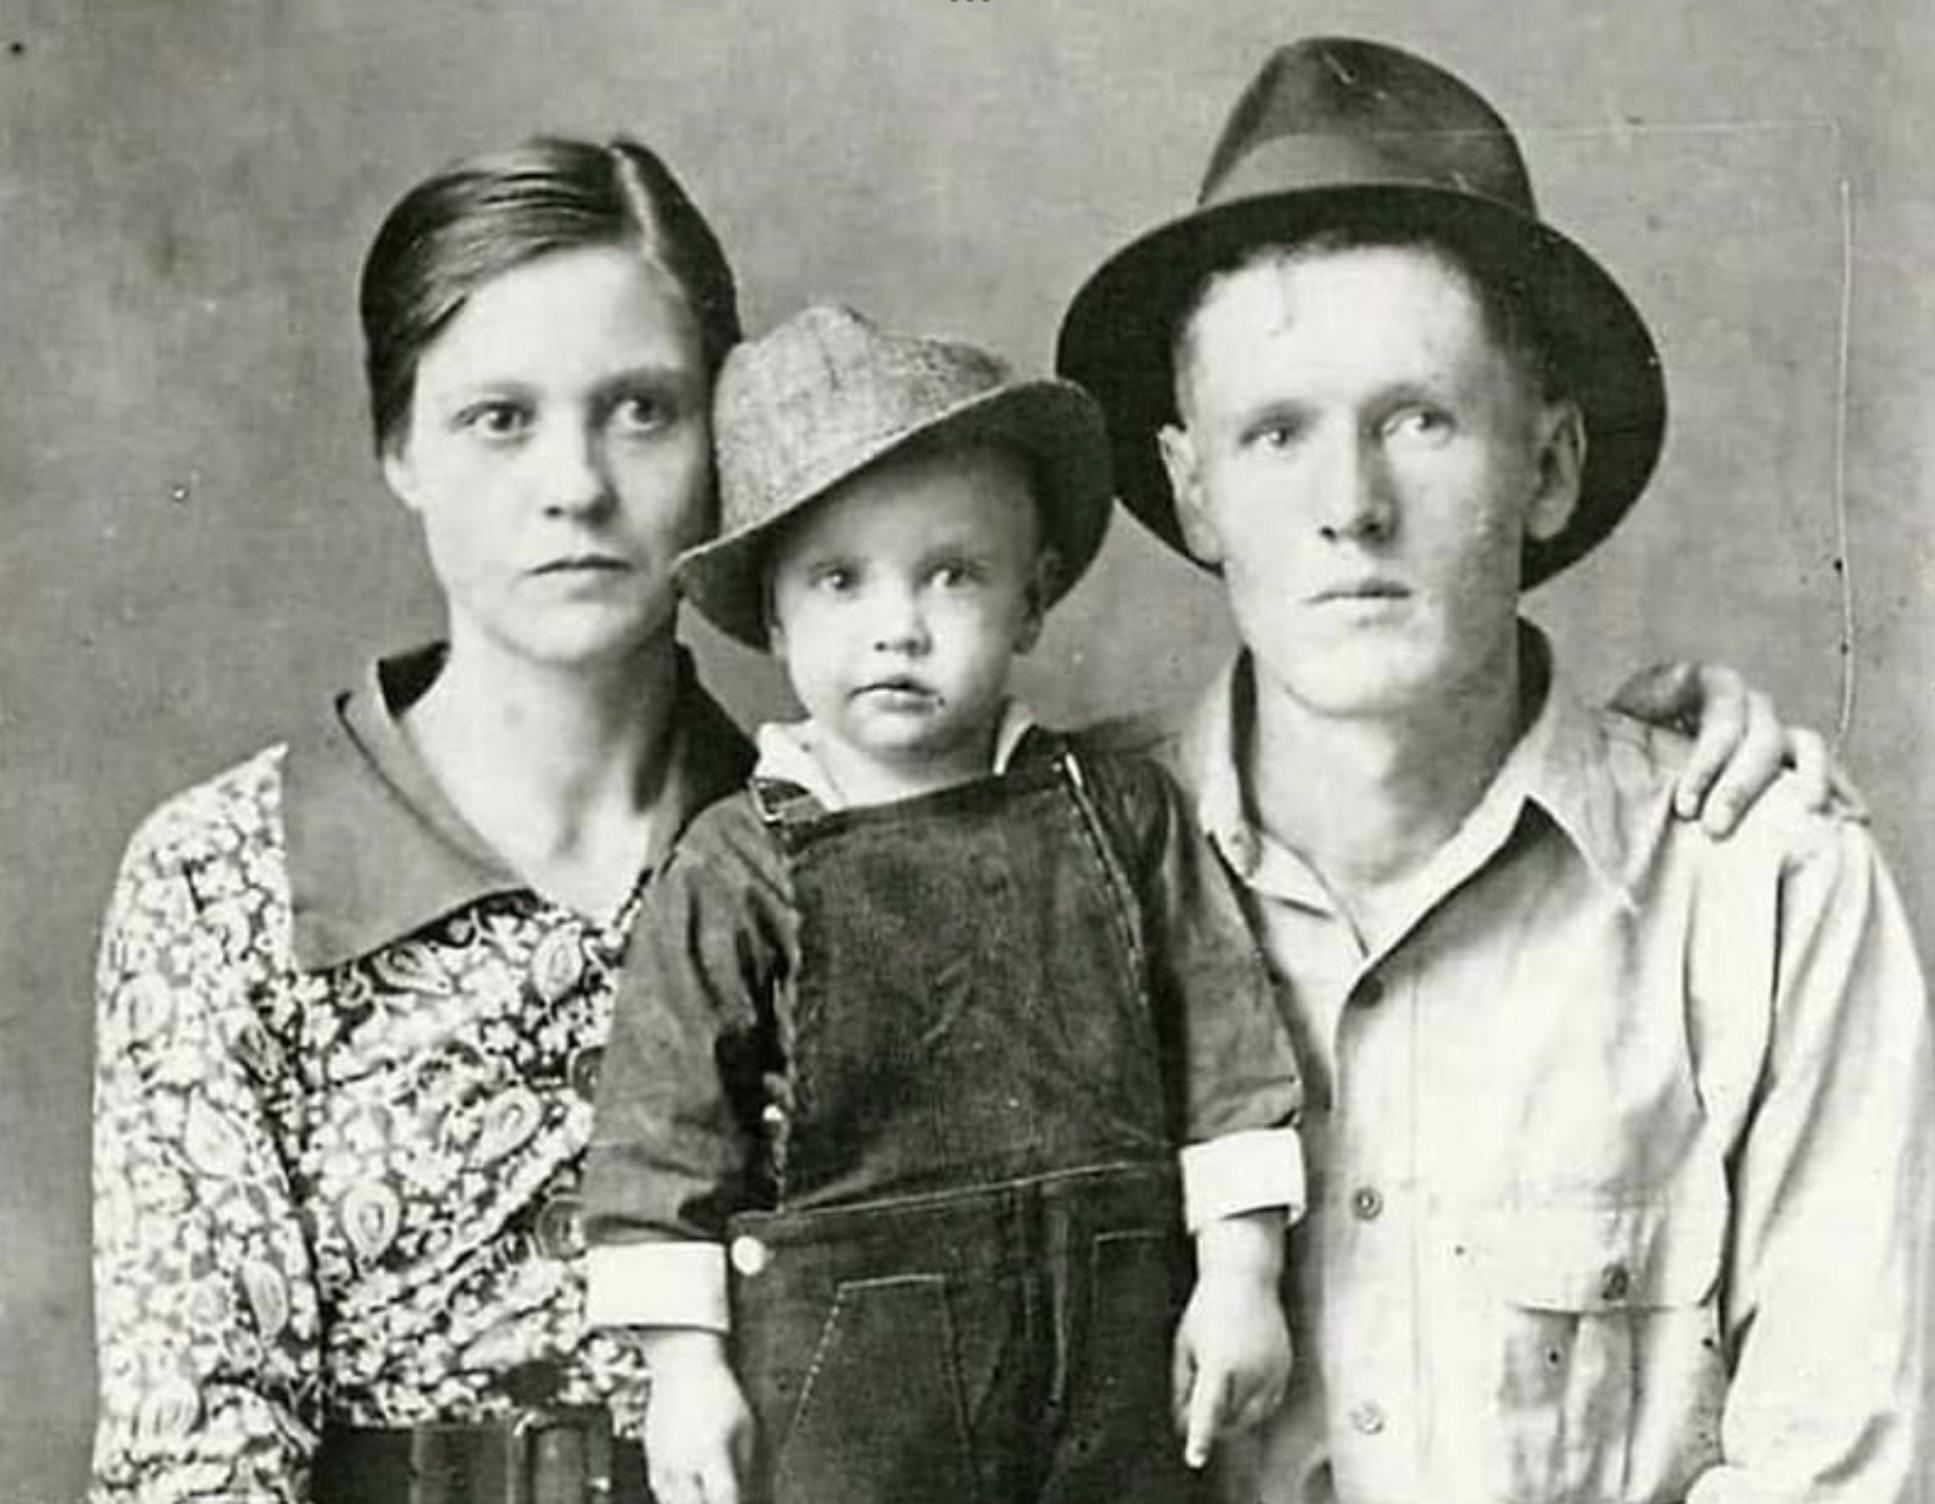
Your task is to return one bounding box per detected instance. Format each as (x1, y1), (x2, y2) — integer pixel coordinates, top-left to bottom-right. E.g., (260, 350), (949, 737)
(726, 737), (1210, 1504)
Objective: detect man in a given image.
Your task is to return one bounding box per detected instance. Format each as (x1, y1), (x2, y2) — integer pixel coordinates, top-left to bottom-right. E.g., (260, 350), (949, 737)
(1058, 37), (1932, 1504)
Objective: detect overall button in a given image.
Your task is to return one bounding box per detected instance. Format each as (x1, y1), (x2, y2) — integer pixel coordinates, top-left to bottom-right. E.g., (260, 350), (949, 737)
(1349, 1401), (1386, 1436)
(1599, 1262), (1631, 1302)
(1350, 1186), (1384, 1221)
(760, 1102), (788, 1131)
(730, 1236), (771, 1277)
(531, 931), (586, 1004)
(1355, 974), (1385, 1007)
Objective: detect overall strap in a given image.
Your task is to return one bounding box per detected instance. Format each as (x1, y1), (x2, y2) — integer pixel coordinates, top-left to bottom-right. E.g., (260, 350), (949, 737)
(1051, 741), (1147, 982)
(746, 776), (827, 831)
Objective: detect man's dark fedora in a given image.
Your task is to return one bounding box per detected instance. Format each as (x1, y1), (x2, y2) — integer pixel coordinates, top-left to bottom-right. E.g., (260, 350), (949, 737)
(1056, 36), (1666, 588)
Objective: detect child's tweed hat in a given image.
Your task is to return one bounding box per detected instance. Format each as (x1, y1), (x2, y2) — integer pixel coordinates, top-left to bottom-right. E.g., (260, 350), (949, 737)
(677, 304), (1114, 647)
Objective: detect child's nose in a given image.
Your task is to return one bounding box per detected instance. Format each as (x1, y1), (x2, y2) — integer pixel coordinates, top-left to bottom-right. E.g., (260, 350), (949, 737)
(868, 583), (930, 654)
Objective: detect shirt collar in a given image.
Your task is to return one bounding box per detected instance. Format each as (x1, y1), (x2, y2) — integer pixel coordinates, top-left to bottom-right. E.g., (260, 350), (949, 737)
(282, 643), (753, 971)
(751, 701), (1038, 811)
(1177, 623), (1641, 914)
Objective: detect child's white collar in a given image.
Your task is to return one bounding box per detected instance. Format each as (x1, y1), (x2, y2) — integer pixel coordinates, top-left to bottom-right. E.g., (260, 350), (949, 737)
(752, 702), (1039, 811)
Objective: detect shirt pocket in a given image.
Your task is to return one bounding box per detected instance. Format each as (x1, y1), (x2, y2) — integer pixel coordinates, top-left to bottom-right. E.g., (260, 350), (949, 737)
(1484, 1188), (1728, 1503)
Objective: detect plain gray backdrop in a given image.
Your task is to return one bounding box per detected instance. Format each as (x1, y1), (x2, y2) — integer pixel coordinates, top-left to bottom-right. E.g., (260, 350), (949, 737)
(2, 1), (1929, 1497)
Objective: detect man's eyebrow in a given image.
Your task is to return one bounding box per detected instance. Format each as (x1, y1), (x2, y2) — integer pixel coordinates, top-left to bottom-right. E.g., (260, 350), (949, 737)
(1373, 378), (1454, 407)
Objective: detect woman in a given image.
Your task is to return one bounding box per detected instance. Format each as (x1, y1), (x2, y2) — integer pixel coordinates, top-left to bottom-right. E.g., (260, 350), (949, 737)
(90, 135), (1813, 1504)
(91, 138), (748, 1504)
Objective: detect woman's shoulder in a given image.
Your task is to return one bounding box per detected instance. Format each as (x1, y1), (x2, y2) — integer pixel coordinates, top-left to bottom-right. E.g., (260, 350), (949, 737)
(116, 743), (289, 885)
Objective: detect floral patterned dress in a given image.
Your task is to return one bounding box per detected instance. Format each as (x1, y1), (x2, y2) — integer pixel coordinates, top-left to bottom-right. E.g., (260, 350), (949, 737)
(90, 648), (750, 1504)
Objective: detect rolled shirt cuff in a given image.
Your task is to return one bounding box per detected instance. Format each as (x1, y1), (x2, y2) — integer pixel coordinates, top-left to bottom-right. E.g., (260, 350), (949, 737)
(585, 1241), (730, 1332)
(1180, 1126), (1307, 1230)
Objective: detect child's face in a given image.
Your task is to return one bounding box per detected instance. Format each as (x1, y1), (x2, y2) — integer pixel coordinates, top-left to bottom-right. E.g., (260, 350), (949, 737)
(769, 441), (1053, 787)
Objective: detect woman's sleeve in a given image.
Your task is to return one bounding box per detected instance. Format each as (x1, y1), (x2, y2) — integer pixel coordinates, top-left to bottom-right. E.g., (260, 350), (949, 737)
(91, 809), (324, 1504)
(582, 804), (789, 1332)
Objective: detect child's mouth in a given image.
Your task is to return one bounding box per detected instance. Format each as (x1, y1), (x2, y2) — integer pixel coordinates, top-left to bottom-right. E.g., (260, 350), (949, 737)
(854, 678), (938, 708)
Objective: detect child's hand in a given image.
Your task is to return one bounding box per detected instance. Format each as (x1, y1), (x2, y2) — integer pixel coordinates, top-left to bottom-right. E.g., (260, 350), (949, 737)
(641, 1329), (755, 1504)
(1172, 1212), (1292, 1470)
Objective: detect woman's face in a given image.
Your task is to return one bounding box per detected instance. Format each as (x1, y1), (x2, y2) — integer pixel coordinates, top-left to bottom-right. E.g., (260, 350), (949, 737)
(382, 243), (714, 674)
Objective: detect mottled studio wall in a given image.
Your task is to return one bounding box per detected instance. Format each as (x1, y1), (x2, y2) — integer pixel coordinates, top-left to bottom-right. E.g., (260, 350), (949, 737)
(1, 0), (1929, 1496)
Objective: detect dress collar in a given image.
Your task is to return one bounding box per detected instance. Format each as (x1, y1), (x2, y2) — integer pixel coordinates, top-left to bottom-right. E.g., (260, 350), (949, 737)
(282, 644), (752, 971)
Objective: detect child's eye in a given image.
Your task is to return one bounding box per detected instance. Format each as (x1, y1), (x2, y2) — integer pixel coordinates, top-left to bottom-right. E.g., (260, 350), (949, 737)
(930, 560), (981, 589)
(811, 564), (856, 594)
(457, 401), (532, 441)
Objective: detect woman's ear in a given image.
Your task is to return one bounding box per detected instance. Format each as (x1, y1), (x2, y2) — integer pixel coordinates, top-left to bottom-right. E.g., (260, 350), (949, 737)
(381, 440), (425, 516)
(1015, 546), (1061, 655)
(1525, 399), (1586, 544)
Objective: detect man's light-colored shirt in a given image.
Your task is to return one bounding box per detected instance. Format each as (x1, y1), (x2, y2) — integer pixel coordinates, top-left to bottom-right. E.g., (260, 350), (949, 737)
(1124, 632), (1932, 1504)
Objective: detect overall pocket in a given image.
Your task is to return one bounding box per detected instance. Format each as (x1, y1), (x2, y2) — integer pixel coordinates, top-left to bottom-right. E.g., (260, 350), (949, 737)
(766, 1273), (979, 1504)
(1486, 1190), (1728, 1503)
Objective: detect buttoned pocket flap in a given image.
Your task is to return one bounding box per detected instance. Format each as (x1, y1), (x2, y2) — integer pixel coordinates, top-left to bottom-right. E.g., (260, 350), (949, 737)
(1488, 1190), (1726, 1312)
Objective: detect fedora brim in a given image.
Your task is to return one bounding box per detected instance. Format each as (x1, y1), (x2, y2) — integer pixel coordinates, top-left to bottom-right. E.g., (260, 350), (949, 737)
(1056, 184), (1666, 589)
(677, 379), (1116, 648)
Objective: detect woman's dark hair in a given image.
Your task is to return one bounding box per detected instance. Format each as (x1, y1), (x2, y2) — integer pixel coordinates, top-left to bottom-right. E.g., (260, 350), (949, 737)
(359, 136), (742, 451)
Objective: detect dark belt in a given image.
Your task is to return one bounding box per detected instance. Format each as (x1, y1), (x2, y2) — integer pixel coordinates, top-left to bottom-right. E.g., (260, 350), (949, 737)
(315, 1406), (651, 1504)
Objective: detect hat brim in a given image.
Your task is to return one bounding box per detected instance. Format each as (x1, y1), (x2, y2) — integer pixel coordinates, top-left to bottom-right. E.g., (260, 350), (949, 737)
(676, 379), (1115, 648)
(1056, 184), (1666, 589)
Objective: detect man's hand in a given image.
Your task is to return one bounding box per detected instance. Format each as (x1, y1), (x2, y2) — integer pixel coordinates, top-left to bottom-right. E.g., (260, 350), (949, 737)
(640, 1328), (755, 1504)
(1173, 1211), (1292, 1470)
(1608, 661), (1851, 836)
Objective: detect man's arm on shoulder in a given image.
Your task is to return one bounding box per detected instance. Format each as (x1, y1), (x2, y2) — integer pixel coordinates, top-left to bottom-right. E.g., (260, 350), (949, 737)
(1607, 660), (1853, 836)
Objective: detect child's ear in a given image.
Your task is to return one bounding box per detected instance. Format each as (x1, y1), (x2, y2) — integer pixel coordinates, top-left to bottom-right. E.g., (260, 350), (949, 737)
(764, 578), (790, 662)
(1016, 547), (1060, 654)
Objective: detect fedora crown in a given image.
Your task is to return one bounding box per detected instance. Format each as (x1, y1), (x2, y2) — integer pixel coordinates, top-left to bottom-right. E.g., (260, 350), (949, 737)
(1202, 38), (1536, 218)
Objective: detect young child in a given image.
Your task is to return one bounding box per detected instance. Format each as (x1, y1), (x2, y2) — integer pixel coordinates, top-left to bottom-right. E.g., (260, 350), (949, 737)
(583, 304), (1305, 1504)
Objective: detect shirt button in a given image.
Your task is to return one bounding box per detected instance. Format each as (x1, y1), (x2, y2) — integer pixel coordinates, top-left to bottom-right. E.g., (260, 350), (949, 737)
(1355, 974), (1385, 1007)
(1350, 1186), (1384, 1221)
(1224, 826), (1260, 874)
(730, 1235), (771, 1278)
(1349, 1401), (1386, 1436)
(1599, 1262), (1631, 1302)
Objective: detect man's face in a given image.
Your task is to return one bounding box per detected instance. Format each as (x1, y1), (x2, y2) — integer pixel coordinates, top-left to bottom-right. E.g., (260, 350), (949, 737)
(1160, 244), (1582, 722)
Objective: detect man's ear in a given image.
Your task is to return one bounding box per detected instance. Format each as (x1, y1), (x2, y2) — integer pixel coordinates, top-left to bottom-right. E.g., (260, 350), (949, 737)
(1525, 399), (1586, 544)
(1015, 547), (1061, 655)
(1158, 423), (1225, 567)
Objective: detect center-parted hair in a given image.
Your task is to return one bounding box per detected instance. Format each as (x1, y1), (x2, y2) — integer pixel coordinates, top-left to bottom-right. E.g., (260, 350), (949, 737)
(359, 136), (742, 452)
